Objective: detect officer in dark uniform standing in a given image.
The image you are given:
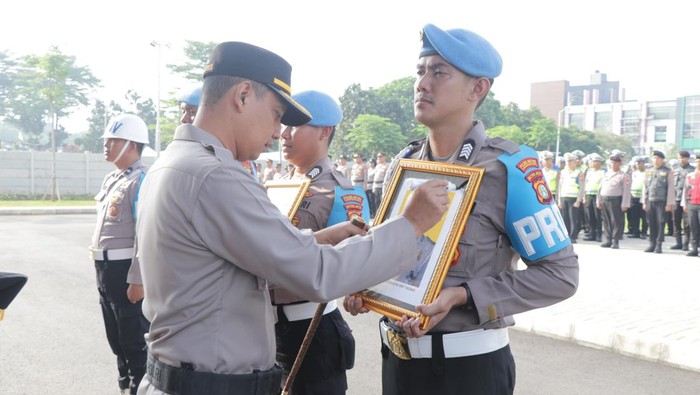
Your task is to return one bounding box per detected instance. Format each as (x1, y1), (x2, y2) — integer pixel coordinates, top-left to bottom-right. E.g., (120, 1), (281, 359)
(670, 150), (694, 250)
(344, 23), (579, 395)
(274, 90), (369, 394)
(90, 114), (150, 395)
(642, 150), (676, 253)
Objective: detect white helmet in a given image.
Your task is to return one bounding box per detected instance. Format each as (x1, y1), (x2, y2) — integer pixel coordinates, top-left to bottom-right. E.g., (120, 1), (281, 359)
(103, 114), (149, 144)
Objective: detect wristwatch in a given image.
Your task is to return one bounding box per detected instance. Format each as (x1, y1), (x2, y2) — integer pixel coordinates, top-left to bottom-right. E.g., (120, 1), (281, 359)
(460, 282), (476, 311)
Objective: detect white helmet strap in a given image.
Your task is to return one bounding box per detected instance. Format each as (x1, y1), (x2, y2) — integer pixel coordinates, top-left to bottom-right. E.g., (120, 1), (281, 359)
(110, 139), (131, 164)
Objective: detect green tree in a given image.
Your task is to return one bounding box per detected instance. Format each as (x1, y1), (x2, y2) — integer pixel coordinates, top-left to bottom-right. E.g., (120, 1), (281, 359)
(8, 46), (99, 149)
(525, 118), (558, 151)
(344, 114), (405, 158)
(167, 40), (217, 81)
(593, 130), (635, 158)
(487, 125), (528, 145)
(476, 91), (506, 128)
(0, 50), (18, 120)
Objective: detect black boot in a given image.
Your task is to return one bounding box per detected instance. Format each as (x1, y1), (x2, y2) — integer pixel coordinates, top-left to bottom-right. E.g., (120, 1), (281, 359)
(601, 241), (612, 248)
(655, 244), (663, 254)
(611, 240), (619, 249)
(683, 238), (690, 251)
(686, 249), (698, 257)
(644, 244), (656, 253)
(670, 235), (682, 250)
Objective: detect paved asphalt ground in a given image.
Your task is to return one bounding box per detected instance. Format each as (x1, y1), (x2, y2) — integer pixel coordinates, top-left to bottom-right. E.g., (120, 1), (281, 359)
(1, 207), (699, 394)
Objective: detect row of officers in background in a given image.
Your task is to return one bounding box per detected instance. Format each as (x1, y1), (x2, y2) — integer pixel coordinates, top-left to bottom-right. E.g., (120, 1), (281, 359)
(335, 153), (389, 217)
(539, 149), (700, 256)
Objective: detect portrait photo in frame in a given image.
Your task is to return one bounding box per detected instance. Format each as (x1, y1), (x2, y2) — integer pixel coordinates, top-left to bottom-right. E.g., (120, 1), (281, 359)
(356, 158), (484, 328)
(264, 179), (311, 220)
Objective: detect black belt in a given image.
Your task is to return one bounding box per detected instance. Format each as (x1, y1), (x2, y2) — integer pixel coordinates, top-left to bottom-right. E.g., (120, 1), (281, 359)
(146, 353), (283, 395)
(602, 195), (622, 201)
(353, 179), (364, 182)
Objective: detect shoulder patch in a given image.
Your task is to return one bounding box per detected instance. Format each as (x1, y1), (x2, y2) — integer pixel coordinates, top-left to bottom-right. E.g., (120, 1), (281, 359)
(306, 166), (322, 180)
(486, 137), (520, 155)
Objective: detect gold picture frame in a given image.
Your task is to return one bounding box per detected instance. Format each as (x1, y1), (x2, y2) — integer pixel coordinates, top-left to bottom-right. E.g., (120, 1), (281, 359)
(356, 159), (484, 329)
(264, 179), (311, 220)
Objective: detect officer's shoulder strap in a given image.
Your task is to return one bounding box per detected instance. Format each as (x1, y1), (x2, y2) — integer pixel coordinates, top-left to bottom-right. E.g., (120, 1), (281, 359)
(330, 169), (354, 190)
(485, 136), (520, 155)
(396, 137), (427, 160)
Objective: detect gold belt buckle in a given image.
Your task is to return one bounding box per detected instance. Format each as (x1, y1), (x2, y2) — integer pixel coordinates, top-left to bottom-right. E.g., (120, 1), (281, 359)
(386, 327), (412, 360)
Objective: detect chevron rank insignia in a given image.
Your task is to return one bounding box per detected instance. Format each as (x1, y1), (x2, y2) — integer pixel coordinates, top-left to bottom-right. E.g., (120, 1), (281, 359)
(459, 139), (475, 162)
(306, 166), (322, 180)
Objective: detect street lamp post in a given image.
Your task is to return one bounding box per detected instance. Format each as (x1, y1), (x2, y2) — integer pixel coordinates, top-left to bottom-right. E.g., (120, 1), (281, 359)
(150, 41), (164, 157)
(555, 108), (566, 161)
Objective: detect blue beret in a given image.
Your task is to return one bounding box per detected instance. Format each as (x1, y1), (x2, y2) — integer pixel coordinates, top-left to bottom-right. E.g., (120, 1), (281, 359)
(178, 85), (202, 106)
(291, 90), (342, 127)
(420, 23), (502, 79)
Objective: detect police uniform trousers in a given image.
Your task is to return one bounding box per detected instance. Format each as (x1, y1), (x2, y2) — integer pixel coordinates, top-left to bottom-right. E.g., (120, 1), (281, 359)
(584, 194), (602, 240)
(95, 258), (149, 394)
(380, 335), (515, 395)
(275, 307), (355, 395)
(628, 197), (647, 237)
(672, 200), (690, 247)
(366, 188), (376, 218)
(688, 204), (700, 251)
(647, 201), (668, 246)
(601, 196), (624, 243)
(372, 188), (383, 218)
(560, 197), (581, 241)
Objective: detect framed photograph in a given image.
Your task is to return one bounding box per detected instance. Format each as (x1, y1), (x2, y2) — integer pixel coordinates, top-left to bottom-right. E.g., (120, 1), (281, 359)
(356, 159), (484, 328)
(264, 179), (311, 220)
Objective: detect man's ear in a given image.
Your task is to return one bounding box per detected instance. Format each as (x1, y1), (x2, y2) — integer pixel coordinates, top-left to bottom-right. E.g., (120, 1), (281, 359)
(472, 77), (491, 101)
(319, 126), (332, 141)
(233, 81), (253, 111)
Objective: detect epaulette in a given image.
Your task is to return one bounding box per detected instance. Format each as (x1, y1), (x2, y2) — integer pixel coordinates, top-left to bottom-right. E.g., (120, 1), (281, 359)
(396, 137), (427, 159)
(486, 137), (520, 155)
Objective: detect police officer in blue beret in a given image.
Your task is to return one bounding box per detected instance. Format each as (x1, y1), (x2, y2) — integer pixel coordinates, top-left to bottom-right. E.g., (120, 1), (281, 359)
(274, 90), (370, 394)
(344, 23), (579, 394)
(178, 85), (202, 125)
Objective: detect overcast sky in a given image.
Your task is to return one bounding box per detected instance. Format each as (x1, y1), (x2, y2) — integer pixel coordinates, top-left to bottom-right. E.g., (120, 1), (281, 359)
(3, 0), (698, 133)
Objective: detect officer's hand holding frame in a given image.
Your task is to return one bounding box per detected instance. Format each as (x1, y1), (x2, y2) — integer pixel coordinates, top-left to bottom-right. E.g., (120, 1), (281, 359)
(354, 159), (483, 329)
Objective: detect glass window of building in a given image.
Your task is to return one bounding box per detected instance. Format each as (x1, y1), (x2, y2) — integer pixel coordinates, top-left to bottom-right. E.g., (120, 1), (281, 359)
(568, 113), (585, 130)
(654, 126), (667, 142)
(621, 110), (640, 136)
(594, 111), (612, 132)
(682, 96), (700, 140)
(648, 106), (675, 120)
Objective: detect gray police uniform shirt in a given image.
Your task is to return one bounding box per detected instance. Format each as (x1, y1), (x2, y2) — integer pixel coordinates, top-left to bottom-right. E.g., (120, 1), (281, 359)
(386, 121), (579, 333)
(135, 124), (417, 375)
(272, 157), (356, 304)
(597, 170), (632, 209)
(91, 160), (146, 284)
(674, 164), (695, 201)
(642, 165), (675, 205)
(373, 162), (389, 192)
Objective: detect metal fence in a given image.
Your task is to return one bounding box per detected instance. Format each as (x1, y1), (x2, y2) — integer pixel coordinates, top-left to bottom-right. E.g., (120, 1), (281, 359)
(0, 151), (156, 197)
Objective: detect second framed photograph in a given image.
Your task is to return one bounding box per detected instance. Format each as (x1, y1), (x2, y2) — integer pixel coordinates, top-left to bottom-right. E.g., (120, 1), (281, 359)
(356, 158), (484, 328)
(264, 179), (311, 220)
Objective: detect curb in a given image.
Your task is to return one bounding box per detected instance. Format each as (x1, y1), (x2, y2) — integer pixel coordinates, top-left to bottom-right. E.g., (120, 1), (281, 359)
(514, 310), (700, 373)
(0, 206), (95, 215)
